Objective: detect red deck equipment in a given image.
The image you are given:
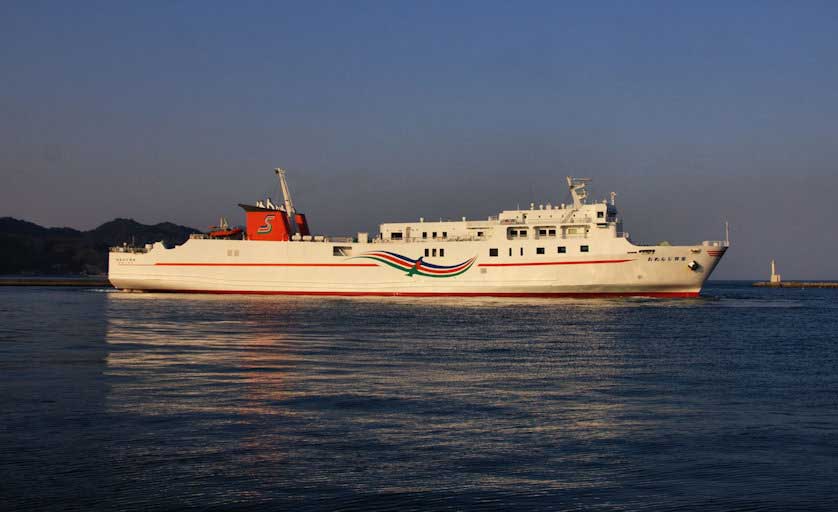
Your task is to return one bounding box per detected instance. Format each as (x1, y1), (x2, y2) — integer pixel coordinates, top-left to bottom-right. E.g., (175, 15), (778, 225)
(294, 213), (311, 236)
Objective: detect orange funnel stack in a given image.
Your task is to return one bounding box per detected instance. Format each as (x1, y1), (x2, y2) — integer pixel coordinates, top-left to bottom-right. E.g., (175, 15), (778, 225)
(240, 204), (291, 241)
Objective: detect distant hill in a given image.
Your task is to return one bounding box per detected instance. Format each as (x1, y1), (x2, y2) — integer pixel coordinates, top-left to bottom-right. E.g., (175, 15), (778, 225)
(0, 217), (200, 275)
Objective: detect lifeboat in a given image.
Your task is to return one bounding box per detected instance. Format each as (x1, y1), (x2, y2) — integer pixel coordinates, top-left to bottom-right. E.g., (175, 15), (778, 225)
(209, 227), (243, 238)
(207, 217), (243, 239)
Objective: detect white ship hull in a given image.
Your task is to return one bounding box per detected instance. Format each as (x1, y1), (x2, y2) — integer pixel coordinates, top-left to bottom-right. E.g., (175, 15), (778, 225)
(109, 238), (726, 298)
(109, 174), (729, 298)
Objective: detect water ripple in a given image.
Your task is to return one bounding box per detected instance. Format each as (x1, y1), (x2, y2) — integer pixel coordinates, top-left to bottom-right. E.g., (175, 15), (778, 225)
(0, 283), (836, 510)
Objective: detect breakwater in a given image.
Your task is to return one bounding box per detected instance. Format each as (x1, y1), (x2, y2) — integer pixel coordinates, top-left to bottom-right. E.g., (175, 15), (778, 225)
(753, 281), (838, 288)
(0, 277), (112, 287)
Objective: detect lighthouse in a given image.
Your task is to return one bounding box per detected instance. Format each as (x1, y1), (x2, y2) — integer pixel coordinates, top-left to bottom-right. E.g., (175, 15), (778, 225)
(770, 260), (782, 284)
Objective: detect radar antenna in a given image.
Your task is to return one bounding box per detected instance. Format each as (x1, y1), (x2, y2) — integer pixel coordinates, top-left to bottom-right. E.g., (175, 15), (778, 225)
(566, 177), (591, 209)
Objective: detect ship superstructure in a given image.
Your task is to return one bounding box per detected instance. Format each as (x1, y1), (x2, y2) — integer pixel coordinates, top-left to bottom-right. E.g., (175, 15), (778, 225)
(109, 171), (728, 297)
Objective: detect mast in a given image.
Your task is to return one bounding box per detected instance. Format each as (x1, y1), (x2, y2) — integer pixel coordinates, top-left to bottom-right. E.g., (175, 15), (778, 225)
(566, 177), (591, 209)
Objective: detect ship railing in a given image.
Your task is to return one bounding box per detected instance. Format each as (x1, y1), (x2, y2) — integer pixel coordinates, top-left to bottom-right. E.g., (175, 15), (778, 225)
(109, 245), (150, 254)
(372, 236), (485, 244)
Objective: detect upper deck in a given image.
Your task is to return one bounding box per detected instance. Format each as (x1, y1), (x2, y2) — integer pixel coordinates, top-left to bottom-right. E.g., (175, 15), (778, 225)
(378, 177), (624, 244)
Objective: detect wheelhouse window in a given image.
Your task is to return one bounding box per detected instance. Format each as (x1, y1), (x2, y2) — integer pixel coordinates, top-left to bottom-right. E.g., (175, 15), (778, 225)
(581, 245), (589, 252)
(489, 248), (499, 257)
(390, 232), (403, 240)
(536, 247), (545, 255)
(558, 246), (566, 253)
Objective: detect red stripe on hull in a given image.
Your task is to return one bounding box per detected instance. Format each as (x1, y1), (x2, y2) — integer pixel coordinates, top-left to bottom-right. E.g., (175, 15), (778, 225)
(119, 289), (701, 298)
(478, 259), (633, 267)
(155, 259), (631, 269)
(155, 263), (378, 267)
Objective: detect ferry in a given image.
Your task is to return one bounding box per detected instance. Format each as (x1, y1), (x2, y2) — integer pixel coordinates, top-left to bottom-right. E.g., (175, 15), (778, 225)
(109, 169), (728, 297)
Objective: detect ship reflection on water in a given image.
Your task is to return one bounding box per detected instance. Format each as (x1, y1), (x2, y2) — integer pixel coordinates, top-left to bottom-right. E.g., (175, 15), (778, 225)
(99, 292), (736, 507)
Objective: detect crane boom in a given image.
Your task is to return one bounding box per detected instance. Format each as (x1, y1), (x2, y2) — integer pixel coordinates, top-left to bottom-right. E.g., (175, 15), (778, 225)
(275, 167), (297, 234)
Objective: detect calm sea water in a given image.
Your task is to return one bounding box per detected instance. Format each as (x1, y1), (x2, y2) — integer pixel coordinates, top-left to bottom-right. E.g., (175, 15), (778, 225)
(1, 282), (836, 511)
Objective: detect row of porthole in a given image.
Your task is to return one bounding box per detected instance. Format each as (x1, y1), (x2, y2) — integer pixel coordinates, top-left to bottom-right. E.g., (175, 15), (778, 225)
(489, 246), (590, 257)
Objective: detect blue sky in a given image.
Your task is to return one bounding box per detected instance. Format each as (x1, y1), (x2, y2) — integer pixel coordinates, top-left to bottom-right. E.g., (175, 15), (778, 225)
(2, 1), (837, 279)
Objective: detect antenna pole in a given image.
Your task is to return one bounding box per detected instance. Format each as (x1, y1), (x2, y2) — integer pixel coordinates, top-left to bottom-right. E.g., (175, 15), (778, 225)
(725, 221), (730, 246)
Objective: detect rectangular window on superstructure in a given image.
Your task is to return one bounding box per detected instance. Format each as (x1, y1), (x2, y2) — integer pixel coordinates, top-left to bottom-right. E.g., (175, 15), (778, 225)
(539, 229), (547, 236)
(548, 229), (556, 236)
(581, 245), (589, 252)
(432, 248), (437, 257)
(489, 248), (498, 257)
(509, 248), (512, 256)
(440, 248), (445, 257)
(442, 232), (447, 238)
(333, 246), (352, 256)
(520, 247), (524, 256)
(509, 229), (517, 237)
(519, 230), (528, 238)
(597, 211), (604, 218)
(424, 248), (430, 257)
(390, 232), (403, 240)
(422, 232), (427, 239)
(477, 231), (484, 237)
(536, 247), (545, 255)
(558, 246), (566, 253)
